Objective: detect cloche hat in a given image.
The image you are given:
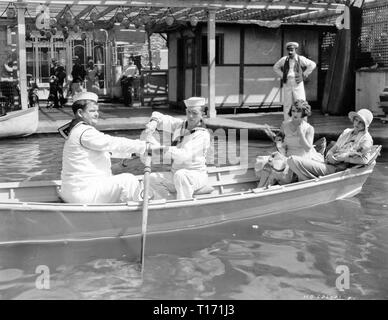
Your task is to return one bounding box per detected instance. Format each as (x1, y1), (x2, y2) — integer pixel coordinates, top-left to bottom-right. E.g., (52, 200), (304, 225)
(348, 109), (373, 129)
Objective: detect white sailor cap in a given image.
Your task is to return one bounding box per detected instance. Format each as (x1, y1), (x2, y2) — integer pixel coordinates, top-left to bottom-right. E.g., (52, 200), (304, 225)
(184, 97), (206, 108)
(286, 42), (299, 49)
(73, 92), (98, 103)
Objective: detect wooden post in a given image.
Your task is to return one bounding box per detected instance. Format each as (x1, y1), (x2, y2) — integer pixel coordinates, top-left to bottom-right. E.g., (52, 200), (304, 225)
(147, 31), (153, 70)
(207, 8), (216, 118)
(17, 2), (28, 110)
(105, 29), (112, 98)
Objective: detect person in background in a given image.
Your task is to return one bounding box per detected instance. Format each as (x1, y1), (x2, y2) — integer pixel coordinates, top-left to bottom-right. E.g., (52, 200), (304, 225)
(273, 42), (316, 120)
(28, 82), (39, 108)
(59, 92), (160, 204)
(85, 59), (100, 95)
(287, 109), (374, 181)
(55, 64), (67, 107)
(0, 56), (16, 109)
(120, 58), (139, 107)
(144, 97), (211, 200)
(70, 55), (86, 97)
(50, 58), (58, 76)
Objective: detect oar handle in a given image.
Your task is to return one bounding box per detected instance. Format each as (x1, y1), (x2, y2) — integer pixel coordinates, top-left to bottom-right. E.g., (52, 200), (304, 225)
(140, 145), (152, 275)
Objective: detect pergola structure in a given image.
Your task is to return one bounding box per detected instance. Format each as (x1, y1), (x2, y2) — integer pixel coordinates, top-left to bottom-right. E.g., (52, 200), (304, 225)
(0, 0), (352, 117)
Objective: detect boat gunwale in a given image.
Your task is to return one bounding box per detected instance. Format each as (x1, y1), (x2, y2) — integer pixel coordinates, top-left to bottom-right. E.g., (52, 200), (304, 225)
(0, 164), (375, 212)
(0, 106), (38, 122)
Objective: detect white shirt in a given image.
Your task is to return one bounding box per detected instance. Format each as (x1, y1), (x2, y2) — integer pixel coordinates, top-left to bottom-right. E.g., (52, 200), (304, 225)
(150, 112), (211, 172)
(122, 64), (139, 78)
(273, 54), (316, 80)
(61, 123), (146, 188)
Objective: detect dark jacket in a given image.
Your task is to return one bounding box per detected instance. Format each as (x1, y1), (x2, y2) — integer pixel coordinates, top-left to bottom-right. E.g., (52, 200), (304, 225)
(71, 63), (86, 83)
(282, 57), (306, 84)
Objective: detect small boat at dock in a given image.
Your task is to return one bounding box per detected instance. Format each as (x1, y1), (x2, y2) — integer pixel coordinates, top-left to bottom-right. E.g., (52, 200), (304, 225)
(0, 107), (39, 139)
(0, 145), (381, 245)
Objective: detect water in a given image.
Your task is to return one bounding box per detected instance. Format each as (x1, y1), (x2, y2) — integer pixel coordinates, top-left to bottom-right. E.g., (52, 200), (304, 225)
(0, 132), (387, 300)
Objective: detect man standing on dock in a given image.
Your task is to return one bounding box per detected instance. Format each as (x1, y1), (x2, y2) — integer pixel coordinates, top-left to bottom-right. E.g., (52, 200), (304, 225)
(273, 42), (316, 120)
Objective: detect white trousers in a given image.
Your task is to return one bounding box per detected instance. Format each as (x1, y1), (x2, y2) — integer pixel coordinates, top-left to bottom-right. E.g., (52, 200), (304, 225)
(149, 169), (208, 200)
(287, 156), (338, 181)
(282, 78), (306, 120)
(60, 173), (141, 203)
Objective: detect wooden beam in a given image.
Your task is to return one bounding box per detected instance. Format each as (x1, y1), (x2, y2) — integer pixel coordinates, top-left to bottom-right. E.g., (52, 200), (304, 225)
(55, 4), (72, 19)
(74, 5), (95, 19)
(95, 6), (117, 20)
(207, 8), (216, 118)
(194, 27), (201, 96)
(16, 3), (28, 110)
(239, 27), (244, 107)
(284, 9), (341, 22)
(2, 1), (347, 11)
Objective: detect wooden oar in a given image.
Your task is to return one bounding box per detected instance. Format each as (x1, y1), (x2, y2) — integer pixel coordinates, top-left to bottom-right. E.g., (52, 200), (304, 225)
(139, 146), (152, 276)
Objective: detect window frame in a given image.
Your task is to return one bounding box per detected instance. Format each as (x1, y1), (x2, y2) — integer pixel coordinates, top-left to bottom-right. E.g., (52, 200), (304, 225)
(201, 33), (224, 66)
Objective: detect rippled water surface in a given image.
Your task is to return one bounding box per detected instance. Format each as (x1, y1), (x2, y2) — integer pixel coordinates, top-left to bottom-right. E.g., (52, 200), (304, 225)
(0, 132), (387, 300)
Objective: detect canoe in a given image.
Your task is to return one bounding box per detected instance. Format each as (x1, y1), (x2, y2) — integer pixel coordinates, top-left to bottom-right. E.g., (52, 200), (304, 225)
(0, 145), (381, 245)
(0, 107), (39, 139)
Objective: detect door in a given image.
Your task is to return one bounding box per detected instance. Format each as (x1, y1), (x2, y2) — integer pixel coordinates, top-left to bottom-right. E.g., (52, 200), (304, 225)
(92, 42), (107, 95)
(176, 38), (185, 104)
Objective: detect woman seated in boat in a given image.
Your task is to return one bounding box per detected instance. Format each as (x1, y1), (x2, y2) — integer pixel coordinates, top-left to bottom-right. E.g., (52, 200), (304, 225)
(59, 92), (160, 204)
(144, 97), (211, 200)
(287, 109), (374, 181)
(254, 99), (323, 187)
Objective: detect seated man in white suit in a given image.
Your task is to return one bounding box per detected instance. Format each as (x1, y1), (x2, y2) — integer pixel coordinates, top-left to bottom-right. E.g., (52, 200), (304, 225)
(59, 92), (159, 203)
(145, 97), (211, 200)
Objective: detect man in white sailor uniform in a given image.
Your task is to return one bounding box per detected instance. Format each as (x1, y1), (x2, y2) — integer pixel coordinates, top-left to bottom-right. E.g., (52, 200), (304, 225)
(145, 97), (211, 200)
(59, 92), (157, 203)
(273, 42), (316, 120)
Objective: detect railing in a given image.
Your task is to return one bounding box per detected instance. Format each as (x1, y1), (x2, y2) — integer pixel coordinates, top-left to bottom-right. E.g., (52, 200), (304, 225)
(0, 80), (20, 113)
(138, 70), (168, 106)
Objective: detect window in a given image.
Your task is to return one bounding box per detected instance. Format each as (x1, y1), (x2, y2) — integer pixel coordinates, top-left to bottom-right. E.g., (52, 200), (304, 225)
(201, 34), (224, 65)
(185, 38), (194, 67)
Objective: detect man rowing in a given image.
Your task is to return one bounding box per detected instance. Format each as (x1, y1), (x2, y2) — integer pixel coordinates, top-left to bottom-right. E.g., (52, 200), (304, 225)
(144, 97), (211, 200)
(59, 92), (159, 203)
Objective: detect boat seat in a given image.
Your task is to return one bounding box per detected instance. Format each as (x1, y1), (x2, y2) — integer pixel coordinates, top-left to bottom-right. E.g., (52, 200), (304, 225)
(194, 185), (215, 195)
(195, 166), (258, 197)
(366, 145), (382, 165)
(352, 145), (382, 168)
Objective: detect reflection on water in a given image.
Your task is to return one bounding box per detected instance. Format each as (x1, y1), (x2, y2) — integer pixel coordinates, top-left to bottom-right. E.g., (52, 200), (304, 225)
(0, 133), (388, 299)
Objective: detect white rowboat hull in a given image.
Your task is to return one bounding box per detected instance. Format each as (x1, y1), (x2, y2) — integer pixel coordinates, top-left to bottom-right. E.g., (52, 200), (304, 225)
(0, 164), (375, 245)
(0, 107), (39, 139)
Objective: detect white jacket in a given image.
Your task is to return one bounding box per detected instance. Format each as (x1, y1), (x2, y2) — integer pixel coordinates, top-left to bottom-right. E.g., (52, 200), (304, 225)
(61, 122), (146, 188)
(150, 112), (211, 172)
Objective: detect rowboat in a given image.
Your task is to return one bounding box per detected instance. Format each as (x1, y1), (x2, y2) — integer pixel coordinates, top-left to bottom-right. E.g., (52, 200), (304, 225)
(0, 107), (39, 139)
(0, 146), (381, 245)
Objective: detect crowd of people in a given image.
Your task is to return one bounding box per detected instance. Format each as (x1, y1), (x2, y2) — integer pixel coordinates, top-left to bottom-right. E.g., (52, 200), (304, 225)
(47, 55), (138, 109)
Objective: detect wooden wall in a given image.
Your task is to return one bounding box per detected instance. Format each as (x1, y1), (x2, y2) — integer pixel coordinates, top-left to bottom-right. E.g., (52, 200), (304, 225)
(168, 23), (323, 110)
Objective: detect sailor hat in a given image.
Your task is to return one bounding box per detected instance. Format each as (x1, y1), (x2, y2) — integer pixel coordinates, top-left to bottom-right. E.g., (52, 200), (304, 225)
(73, 92), (99, 103)
(286, 42), (299, 49)
(184, 97), (206, 108)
